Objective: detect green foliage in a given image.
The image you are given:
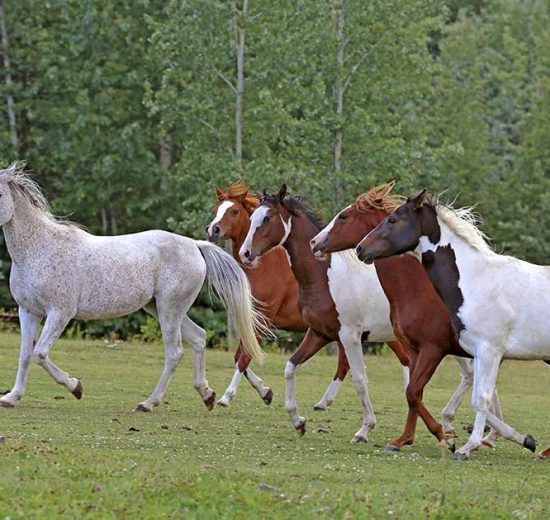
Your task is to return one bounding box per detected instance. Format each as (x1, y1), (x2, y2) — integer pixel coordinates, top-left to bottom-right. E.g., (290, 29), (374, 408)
(0, 0), (550, 338)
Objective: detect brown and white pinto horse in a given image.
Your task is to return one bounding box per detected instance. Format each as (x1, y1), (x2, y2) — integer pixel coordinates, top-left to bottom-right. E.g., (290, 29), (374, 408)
(206, 181), (350, 408)
(310, 183), (500, 450)
(239, 185), (411, 443)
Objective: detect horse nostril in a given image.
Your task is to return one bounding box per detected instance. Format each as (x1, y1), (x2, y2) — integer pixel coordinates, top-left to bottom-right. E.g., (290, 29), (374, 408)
(213, 225), (220, 235)
(310, 238), (316, 247)
(205, 226), (210, 234)
(244, 250), (251, 259)
(356, 245), (363, 256)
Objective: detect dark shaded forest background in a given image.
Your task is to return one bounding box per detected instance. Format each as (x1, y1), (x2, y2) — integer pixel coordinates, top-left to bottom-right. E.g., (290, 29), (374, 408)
(0, 0), (548, 344)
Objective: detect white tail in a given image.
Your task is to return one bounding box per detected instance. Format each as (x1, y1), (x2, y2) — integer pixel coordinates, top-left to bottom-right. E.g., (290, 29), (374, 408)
(195, 240), (267, 362)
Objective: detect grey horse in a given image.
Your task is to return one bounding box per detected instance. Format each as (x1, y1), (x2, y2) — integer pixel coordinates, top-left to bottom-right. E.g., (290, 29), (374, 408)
(0, 165), (264, 411)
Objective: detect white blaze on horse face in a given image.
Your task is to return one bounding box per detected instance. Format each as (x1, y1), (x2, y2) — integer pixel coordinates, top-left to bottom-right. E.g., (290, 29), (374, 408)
(277, 215), (292, 247)
(240, 205), (270, 262)
(313, 205), (351, 248)
(208, 200), (234, 235)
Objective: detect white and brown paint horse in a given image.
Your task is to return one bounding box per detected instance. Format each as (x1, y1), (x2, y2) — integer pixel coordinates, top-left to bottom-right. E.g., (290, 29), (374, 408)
(0, 165), (264, 411)
(357, 190), (550, 459)
(207, 181), (350, 409)
(239, 185), (412, 443)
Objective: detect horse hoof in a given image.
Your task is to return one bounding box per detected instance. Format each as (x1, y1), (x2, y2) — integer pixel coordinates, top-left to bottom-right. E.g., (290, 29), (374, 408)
(313, 403), (327, 411)
(351, 435), (368, 444)
(523, 434), (536, 453)
(481, 439), (495, 449)
(71, 381), (83, 400)
(0, 400), (14, 409)
(216, 398), (230, 408)
(452, 451), (470, 461)
(204, 391), (216, 411)
(384, 444), (400, 452)
(295, 421), (306, 437)
(262, 388), (273, 405)
(133, 403), (152, 412)
(444, 429), (457, 438)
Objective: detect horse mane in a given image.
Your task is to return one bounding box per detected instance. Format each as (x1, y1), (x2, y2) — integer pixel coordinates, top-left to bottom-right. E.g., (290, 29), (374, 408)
(430, 197), (493, 255)
(219, 180), (260, 214)
(1, 164), (83, 229)
(355, 181), (404, 214)
(282, 195), (325, 231)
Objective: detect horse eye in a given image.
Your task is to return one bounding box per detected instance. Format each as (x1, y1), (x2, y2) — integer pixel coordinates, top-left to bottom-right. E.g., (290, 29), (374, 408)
(338, 214), (347, 220)
(263, 216), (270, 224)
(232, 209), (239, 215)
(388, 216), (396, 224)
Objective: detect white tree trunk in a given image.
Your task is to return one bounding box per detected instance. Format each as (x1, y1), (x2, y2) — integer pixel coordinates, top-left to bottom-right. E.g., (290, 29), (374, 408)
(234, 0), (248, 167)
(0, 0), (18, 153)
(334, 0), (345, 205)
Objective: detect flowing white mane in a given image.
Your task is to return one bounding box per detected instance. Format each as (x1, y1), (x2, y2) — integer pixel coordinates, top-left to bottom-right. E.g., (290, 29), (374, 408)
(435, 203), (493, 255)
(1, 163), (82, 228)
(1, 164), (52, 214)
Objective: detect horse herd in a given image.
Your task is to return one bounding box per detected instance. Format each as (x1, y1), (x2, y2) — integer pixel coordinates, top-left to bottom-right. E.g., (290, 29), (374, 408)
(0, 165), (548, 461)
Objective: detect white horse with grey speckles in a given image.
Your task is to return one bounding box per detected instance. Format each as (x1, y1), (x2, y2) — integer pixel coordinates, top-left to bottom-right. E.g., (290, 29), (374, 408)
(0, 165), (265, 411)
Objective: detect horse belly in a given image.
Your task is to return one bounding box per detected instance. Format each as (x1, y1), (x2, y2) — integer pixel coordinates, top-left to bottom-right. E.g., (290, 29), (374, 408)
(76, 274), (155, 320)
(327, 257), (394, 342)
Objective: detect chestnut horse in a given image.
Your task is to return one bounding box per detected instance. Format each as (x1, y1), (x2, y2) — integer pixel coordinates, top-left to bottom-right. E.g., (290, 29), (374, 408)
(206, 181), (350, 409)
(239, 185), (411, 443)
(310, 183), (501, 450)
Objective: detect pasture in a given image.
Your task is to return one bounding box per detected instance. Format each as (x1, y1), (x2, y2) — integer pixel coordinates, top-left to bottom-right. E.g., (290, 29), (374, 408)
(0, 332), (548, 519)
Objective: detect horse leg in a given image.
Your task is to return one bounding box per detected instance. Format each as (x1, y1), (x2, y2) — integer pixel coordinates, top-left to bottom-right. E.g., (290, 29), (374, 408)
(217, 343), (272, 407)
(134, 304), (184, 412)
(314, 341), (349, 411)
(384, 348), (418, 450)
(481, 388), (502, 448)
(0, 307), (42, 407)
(387, 346), (450, 451)
(217, 343), (247, 407)
(180, 315), (216, 410)
(31, 311), (81, 398)
(455, 347), (534, 460)
(387, 340), (410, 391)
(285, 328), (330, 436)
(339, 327), (377, 444)
(441, 357), (473, 436)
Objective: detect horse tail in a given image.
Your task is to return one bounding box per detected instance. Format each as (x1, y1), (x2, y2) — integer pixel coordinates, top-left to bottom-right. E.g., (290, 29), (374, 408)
(194, 240), (267, 363)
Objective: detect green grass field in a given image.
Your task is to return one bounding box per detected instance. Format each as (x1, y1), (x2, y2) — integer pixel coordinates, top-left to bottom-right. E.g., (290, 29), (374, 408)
(0, 332), (548, 519)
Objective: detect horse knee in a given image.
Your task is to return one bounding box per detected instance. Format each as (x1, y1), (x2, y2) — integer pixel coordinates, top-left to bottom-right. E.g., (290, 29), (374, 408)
(471, 391), (492, 412)
(167, 347), (183, 366)
(33, 351), (47, 366)
(284, 361), (296, 380)
(405, 385), (421, 410)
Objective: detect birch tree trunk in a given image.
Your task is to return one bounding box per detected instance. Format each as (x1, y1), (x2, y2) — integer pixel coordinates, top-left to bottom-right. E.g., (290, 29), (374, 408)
(334, 0), (345, 207)
(234, 0), (248, 168)
(0, 0), (18, 153)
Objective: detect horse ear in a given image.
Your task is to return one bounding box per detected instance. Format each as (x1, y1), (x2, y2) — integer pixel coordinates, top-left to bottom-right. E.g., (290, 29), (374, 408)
(275, 184), (287, 201)
(408, 189), (428, 209)
(215, 186), (225, 202)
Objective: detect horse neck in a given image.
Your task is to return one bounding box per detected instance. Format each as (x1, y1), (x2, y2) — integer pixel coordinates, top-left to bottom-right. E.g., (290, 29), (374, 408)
(230, 218), (251, 260)
(283, 214), (328, 289)
(3, 194), (59, 265)
(417, 214), (488, 331)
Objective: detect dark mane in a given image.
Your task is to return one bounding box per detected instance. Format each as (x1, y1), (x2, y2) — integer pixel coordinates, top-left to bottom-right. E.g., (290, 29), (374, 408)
(261, 193), (324, 231)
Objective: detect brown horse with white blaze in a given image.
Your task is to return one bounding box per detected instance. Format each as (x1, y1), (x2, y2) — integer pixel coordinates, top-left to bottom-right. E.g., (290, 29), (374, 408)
(206, 181), (350, 409)
(239, 185), (411, 443)
(310, 182), (501, 450)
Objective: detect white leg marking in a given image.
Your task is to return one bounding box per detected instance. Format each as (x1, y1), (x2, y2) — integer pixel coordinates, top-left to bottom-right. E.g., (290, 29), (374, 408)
(314, 379), (343, 411)
(441, 357), (473, 434)
(339, 328), (376, 443)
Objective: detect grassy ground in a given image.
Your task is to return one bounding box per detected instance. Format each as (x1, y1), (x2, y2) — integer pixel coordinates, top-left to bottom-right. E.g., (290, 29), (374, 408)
(0, 332), (548, 519)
